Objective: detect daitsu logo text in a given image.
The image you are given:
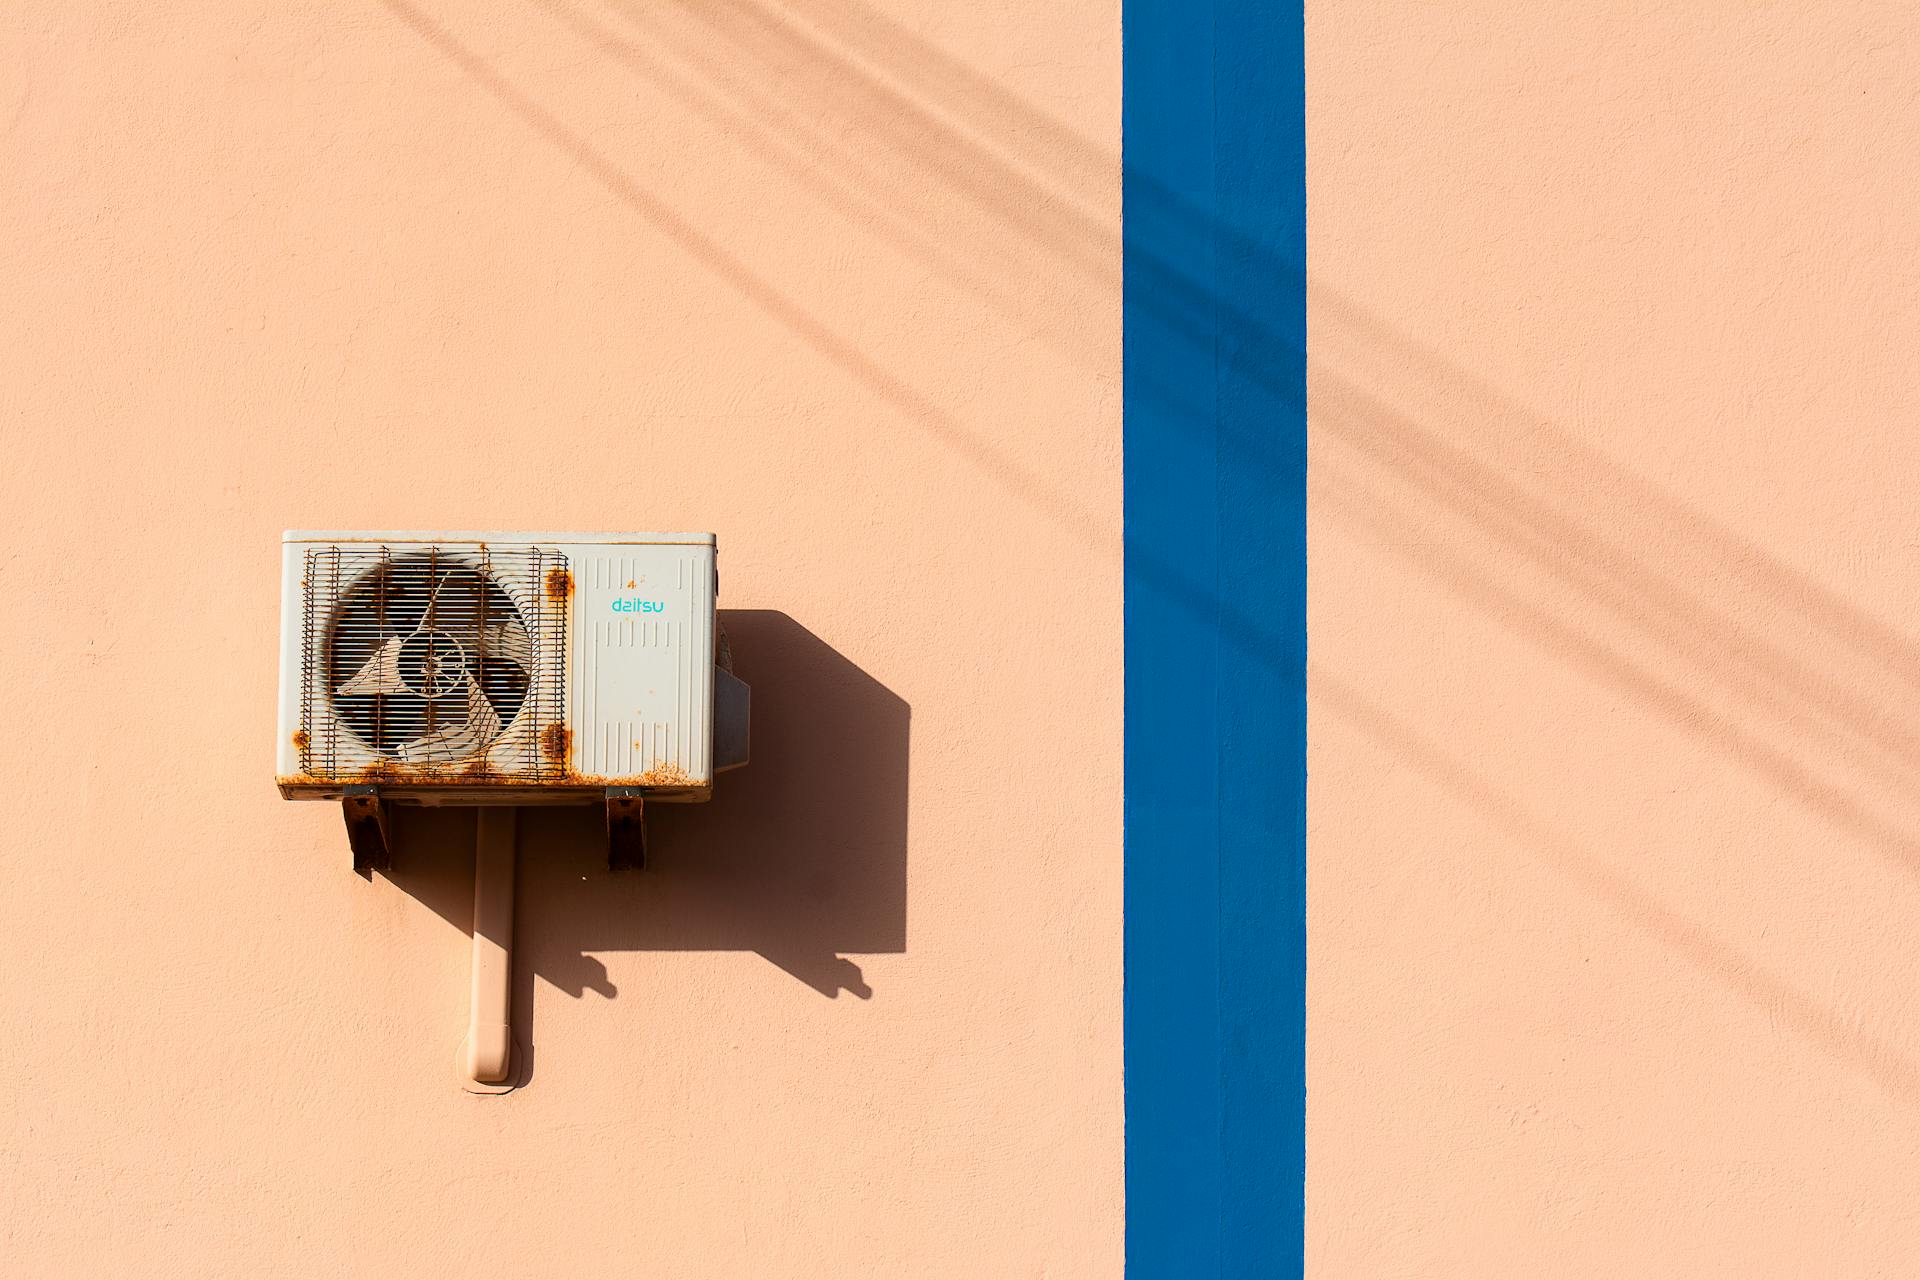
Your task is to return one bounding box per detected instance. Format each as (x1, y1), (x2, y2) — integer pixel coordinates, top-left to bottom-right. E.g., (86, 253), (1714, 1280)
(610, 597), (666, 613)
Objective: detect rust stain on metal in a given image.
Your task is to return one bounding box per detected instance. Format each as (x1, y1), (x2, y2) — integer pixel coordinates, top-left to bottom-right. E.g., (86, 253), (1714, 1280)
(545, 567), (573, 601)
(282, 726), (707, 793)
(331, 764), (533, 787)
(280, 770), (707, 792)
(291, 729), (310, 750)
(329, 760), (546, 787)
(548, 763), (701, 789)
(633, 762), (694, 787)
(349, 761), (407, 785)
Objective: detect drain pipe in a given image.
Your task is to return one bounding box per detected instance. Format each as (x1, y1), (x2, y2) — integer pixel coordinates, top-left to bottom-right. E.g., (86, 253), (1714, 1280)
(459, 807), (516, 1093)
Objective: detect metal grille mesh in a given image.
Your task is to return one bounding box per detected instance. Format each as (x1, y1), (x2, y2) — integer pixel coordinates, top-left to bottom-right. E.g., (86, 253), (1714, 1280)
(298, 545), (566, 780)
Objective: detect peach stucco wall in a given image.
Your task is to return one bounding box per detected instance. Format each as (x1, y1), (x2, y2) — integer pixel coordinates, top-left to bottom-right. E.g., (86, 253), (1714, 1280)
(1310, 4), (1920, 1276)
(12, 1), (1916, 1274)
(0, 2), (1120, 1275)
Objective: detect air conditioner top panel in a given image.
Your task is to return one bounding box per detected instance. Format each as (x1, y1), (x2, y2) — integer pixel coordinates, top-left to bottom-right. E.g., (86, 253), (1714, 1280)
(284, 530), (716, 546)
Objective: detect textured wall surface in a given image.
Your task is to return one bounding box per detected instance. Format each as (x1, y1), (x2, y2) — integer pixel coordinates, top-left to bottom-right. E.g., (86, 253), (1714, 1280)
(0, 3), (1121, 1275)
(1310, 5), (1920, 1275)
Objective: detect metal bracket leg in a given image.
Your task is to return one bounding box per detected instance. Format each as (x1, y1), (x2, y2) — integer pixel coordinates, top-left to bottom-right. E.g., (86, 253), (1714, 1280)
(607, 788), (647, 871)
(342, 785), (391, 875)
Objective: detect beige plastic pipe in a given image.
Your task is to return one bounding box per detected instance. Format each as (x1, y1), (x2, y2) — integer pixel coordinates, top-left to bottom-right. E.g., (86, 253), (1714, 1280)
(460, 807), (516, 1092)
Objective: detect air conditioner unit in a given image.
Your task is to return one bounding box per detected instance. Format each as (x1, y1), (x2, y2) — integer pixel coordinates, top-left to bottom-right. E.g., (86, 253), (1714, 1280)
(278, 531), (749, 1090)
(277, 530), (749, 870)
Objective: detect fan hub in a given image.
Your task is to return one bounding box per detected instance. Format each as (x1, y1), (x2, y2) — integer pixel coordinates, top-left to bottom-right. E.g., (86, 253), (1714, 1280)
(399, 629), (469, 699)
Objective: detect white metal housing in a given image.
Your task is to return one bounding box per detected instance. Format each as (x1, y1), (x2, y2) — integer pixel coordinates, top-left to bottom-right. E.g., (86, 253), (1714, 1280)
(277, 530), (725, 803)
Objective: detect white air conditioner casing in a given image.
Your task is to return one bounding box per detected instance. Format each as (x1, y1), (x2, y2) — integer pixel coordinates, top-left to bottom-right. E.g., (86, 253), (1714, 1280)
(276, 530), (745, 804)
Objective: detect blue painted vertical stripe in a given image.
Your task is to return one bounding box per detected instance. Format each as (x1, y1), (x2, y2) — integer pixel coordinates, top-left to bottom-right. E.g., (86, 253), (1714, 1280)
(1123, 0), (1306, 1271)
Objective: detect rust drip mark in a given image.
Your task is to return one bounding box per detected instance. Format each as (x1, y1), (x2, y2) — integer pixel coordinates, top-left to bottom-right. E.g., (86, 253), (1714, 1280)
(540, 723), (572, 764)
(291, 729), (310, 751)
(545, 567), (573, 601)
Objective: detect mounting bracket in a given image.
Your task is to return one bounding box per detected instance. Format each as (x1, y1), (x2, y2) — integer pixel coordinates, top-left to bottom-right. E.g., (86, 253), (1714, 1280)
(606, 787), (647, 871)
(341, 785), (391, 874)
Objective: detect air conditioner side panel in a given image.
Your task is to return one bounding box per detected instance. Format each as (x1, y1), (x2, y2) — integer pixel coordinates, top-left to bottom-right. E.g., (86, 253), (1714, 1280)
(567, 543), (716, 786)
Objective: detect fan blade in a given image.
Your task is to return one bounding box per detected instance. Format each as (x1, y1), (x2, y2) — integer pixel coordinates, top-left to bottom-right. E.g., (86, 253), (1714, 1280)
(482, 621), (534, 669)
(338, 638), (407, 696)
(396, 676), (503, 763)
(419, 571), (455, 629)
